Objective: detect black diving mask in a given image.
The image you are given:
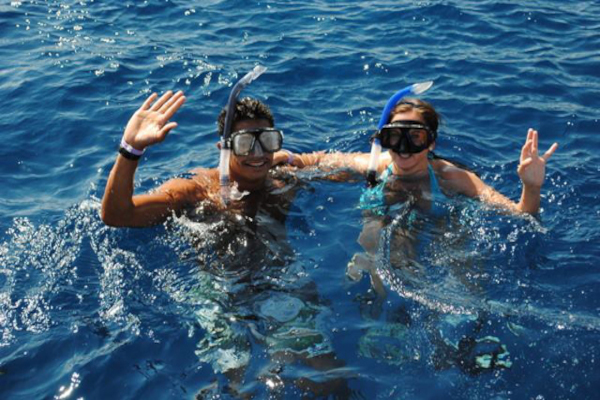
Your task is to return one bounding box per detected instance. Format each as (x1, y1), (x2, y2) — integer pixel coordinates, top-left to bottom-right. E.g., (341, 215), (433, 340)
(375, 120), (436, 154)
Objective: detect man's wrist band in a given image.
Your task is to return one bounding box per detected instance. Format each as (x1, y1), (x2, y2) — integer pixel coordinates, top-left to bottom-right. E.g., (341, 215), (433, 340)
(119, 139), (144, 161)
(118, 146), (141, 160)
(120, 139), (144, 155)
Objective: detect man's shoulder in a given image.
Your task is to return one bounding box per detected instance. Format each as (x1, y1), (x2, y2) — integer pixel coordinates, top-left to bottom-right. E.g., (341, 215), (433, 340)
(154, 168), (218, 203)
(187, 167), (218, 184)
(190, 166), (216, 176)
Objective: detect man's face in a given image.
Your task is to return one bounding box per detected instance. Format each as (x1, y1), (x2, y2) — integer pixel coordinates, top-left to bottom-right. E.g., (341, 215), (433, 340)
(229, 119), (275, 181)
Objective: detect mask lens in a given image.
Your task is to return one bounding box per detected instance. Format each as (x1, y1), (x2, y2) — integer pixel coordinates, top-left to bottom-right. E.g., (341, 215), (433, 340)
(232, 133), (255, 156)
(378, 121), (432, 154)
(257, 130), (283, 152)
(379, 128), (401, 148)
(408, 128), (428, 147)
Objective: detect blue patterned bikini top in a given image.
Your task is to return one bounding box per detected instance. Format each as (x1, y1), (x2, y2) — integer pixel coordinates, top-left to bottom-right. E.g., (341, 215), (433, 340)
(359, 162), (448, 217)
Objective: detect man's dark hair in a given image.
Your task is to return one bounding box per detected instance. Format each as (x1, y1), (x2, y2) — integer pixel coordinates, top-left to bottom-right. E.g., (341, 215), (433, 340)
(217, 97), (274, 136)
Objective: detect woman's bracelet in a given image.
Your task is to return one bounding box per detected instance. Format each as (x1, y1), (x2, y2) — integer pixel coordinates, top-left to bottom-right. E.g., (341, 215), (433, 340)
(282, 149), (295, 165)
(119, 139), (145, 161)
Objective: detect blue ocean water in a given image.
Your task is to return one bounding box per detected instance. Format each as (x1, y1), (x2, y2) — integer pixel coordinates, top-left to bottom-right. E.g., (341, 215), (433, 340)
(1, 0), (600, 398)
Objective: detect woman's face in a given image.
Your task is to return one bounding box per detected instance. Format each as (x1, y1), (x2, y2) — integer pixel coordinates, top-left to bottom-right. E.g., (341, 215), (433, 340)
(388, 109), (433, 175)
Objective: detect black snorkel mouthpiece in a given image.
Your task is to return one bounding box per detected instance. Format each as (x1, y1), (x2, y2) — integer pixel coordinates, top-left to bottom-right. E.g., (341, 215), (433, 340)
(366, 170), (379, 187)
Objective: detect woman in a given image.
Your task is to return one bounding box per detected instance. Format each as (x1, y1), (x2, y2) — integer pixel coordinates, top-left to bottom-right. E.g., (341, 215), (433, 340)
(289, 97), (558, 372)
(291, 97), (558, 216)
(287, 96), (558, 291)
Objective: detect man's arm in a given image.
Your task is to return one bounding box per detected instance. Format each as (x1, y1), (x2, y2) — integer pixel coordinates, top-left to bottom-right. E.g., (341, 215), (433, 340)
(101, 91), (193, 227)
(102, 156), (205, 227)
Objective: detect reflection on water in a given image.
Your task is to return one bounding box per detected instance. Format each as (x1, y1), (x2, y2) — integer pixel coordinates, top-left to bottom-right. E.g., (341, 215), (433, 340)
(0, 184), (599, 398)
(351, 199), (573, 377)
(166, 175), (349, 397)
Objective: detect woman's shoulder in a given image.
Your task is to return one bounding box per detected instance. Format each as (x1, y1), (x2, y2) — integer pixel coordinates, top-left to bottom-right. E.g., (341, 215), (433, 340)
(431, 158), (468, 178)
(430, 158), (479, 195)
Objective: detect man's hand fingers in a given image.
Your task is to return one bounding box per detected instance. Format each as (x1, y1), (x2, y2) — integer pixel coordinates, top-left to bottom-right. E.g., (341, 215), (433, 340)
(159, 91), (184, 113)
(519, 158), (533, 168)
(158, 122), (178, 141)
(520, 139), (532, 161)
(150, 91), (173, 111)
(517, 158), (533, 175)
(527, 128), (535, 141)
(140, 93), (157, 111)
(163, 95), (186, 121)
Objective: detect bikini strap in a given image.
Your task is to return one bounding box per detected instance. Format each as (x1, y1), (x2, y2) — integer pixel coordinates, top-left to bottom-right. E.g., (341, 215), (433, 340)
(427, 163), (444, 201)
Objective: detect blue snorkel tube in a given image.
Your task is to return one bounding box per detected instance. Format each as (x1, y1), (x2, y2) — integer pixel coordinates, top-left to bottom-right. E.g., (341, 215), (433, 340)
(219, 65), (267, 203)
(366, 81), (434, 187)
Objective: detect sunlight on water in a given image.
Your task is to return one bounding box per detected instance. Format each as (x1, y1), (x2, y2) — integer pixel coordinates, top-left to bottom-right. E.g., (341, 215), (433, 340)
(0, 175), (596, 397)
(2, 0), (600, 397)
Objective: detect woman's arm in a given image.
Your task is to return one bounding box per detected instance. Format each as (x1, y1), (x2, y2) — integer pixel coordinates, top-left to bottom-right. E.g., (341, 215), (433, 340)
(274, 150), (392, 181)
(442, 128), (558, 214)
(516, 128), (558, 213)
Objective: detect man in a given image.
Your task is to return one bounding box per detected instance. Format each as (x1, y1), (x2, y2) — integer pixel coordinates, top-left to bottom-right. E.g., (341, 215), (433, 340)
(102, 90), (295, 227)
(101, 89), (349, 398)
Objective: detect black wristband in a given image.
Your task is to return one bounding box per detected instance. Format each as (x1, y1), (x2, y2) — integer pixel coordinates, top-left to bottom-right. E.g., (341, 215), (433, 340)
(119, 146), (141, 161)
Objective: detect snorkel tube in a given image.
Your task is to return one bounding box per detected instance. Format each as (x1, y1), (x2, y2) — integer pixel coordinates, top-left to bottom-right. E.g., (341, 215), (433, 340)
(366, 80), (434, 187)
(219, 65), (267, 203)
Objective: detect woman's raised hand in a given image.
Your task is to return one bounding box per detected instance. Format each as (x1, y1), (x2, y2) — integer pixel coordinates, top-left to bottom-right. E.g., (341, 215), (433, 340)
(122, 91), (186, 150)
(517, 128), (558, 188)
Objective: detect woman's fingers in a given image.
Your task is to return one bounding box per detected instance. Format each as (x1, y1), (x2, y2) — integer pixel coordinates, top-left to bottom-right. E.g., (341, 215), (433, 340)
(542, 142), (559, 161)
(530, 129), (539, 157)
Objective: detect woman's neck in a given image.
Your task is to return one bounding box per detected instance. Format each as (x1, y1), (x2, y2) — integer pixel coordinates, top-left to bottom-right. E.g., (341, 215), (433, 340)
(391, 158), (430, 181)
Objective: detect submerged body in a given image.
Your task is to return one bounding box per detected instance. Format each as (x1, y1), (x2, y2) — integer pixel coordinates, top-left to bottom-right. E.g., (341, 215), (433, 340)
(101, 91), (350, 397)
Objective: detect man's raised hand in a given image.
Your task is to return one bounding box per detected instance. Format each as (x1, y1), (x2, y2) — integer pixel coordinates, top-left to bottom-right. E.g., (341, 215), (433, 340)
(122, 91), (186, 151)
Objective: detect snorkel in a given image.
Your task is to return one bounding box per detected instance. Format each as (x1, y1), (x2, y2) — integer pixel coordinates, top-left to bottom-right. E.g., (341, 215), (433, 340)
(219, 65), (267, 203)
(366, 81), (434, 187)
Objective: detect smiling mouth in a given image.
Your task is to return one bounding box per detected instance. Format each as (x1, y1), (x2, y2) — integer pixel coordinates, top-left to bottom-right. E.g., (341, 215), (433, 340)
(398, 153), (412, 159)
(243, 159), (269, 168)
